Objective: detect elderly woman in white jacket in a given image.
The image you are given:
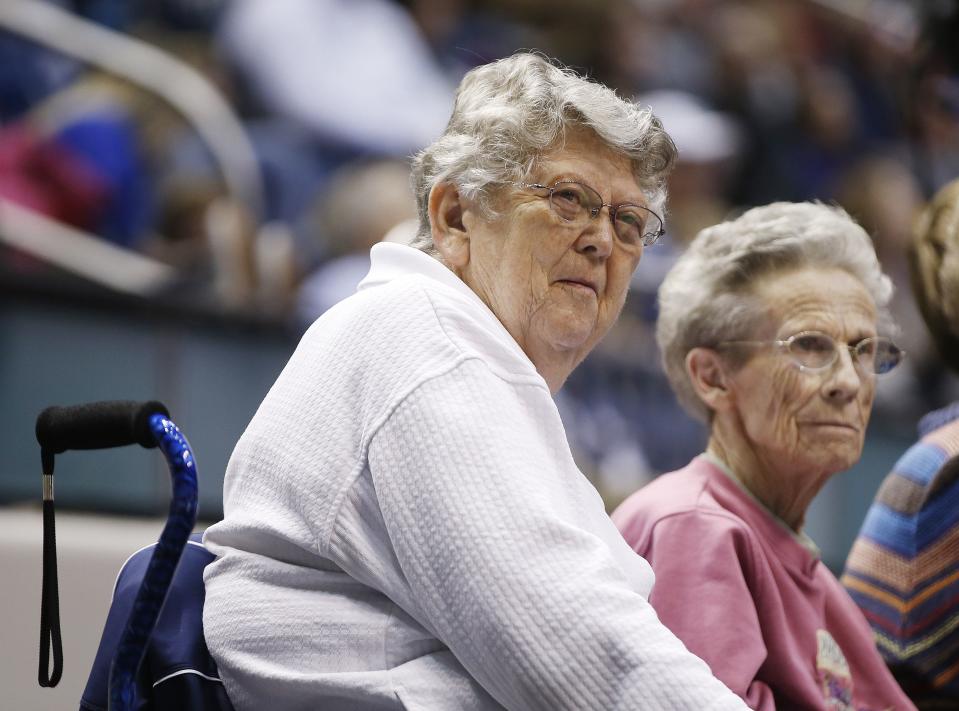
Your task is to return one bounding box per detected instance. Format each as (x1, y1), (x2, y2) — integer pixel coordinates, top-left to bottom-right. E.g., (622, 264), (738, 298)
(202, 53), (746, 710)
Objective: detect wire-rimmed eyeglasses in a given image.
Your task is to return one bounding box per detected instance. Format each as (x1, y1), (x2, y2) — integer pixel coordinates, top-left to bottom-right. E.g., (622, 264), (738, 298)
(521, 180), (665, 249)
(719, 330), (904, 375)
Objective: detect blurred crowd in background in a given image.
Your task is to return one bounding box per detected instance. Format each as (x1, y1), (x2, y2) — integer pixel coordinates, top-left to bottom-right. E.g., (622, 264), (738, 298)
(2, 0), (958, 503)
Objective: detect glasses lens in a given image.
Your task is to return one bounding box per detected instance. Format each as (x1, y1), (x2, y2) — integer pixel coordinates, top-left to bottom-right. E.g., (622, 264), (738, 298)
(639, 209), (664, 247)
(549, 182), (596, 223)
(861, 337), (903, 374)
(788, 332), (836, 369)
(611, 206), (647, 247)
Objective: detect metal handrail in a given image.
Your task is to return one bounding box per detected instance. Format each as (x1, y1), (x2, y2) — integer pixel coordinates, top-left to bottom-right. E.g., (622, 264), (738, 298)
(0, 0), (264, 217)
(0, 197), (177, 295)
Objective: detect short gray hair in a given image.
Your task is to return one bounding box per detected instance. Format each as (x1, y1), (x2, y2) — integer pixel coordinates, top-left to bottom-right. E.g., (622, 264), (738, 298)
(657, 202), (895, 421)
(409, 52), (676, 254)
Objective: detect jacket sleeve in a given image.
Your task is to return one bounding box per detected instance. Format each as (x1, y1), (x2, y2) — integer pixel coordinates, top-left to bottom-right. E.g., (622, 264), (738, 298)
(842, 441), (959, 702)
(366, 360), (749, 711)
(639, 510), (776, 711)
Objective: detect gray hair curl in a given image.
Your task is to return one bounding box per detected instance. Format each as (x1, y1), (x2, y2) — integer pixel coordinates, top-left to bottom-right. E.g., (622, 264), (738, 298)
(409, 52), (676, 254)
(657, 202), (896, 421)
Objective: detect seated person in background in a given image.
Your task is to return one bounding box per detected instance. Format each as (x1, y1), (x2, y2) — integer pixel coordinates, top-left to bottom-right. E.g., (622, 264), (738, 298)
(296, 159), (418, 325)
(842, 178), (959, 708)
(202, 53), (748, 710)
(612, 202), (916, 710)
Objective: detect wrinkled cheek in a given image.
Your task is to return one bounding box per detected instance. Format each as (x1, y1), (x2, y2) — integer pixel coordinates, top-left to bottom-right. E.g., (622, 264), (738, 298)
(742, 406), (786, 456)
(761, 399), (790, 442)
(761, 400), (804, 460)
(611, 270), (634, 310)
(777, 420), (805, 463)
(775, 374), (805, 441)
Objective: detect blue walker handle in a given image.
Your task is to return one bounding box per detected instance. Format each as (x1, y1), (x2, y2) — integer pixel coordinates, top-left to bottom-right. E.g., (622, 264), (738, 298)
(108, 413), (199, 711)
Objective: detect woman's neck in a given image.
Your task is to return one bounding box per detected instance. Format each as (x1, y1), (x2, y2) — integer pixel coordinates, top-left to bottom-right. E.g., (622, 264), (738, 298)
(705, 426), (830, 532)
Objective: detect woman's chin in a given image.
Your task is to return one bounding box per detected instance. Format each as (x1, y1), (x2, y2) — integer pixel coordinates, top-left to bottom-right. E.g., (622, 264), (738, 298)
(548, 327), (599, 357)
(530, 311), (596, 350)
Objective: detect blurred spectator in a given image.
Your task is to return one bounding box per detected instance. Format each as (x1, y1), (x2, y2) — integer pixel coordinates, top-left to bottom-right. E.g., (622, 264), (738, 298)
(296, 158), (417, 326)
(908, 1), (959, 196)
(0, 121), (110, 234)
(598, 0), (723, 100)
(30, 74), (157, 247)
(838, 155), (959, 420)
(635, 89), (740, 247)
(0, 30), (80, 122)
(787, 65), (866, 200)
(400, 0), (531, 76)
(215, 0), (455, 157)
(0, 72), (165, 249)
(708, 1), (804, 204)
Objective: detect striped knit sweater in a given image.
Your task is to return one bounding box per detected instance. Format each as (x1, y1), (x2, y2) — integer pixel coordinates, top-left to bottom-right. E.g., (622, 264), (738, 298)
(842, 403), (959, 709)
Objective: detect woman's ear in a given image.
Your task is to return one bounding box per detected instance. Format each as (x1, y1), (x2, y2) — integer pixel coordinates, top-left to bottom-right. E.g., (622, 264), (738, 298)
(686, 347), (735, 413)
(428, 181), (470, 270)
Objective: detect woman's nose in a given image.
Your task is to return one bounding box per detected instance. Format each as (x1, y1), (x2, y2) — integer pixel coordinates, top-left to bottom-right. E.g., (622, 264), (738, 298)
(575, 211), (616, 258)
(824, 346), (862, 401)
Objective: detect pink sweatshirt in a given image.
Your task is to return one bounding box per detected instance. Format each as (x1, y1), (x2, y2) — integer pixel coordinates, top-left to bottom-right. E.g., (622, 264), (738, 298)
(612, 455), (916, 711)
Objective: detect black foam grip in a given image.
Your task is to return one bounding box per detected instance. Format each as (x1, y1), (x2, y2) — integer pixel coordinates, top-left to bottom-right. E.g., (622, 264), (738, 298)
(35, 400), (170, 453)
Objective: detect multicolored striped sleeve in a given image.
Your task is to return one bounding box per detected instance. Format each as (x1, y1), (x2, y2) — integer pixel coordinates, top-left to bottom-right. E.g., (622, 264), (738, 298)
(841, 420), (959, 705)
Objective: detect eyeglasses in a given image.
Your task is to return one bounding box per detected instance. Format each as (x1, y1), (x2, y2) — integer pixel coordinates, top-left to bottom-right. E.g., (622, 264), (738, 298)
(521, 180), (665, 250)
(719, 331), (904, 375)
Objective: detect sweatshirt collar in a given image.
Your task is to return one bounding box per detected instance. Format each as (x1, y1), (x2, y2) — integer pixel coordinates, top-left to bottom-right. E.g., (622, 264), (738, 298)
(359, 242), (472, 296)
(700, 452), (822, 570)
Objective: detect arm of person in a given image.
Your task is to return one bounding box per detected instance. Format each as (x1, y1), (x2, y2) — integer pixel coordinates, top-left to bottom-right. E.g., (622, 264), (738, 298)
(843, 450), (959, 702)
(639, 510), (777, 711)
(366, 360), (748, 711)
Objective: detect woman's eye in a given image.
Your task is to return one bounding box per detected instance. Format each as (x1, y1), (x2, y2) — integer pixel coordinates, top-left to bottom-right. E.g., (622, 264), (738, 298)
(794, 334), (833, 353)
(553, 188), (583, 206)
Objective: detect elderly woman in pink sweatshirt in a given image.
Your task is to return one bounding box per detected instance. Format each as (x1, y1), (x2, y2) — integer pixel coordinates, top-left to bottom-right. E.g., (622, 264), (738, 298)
(613, 202), (916, 710)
